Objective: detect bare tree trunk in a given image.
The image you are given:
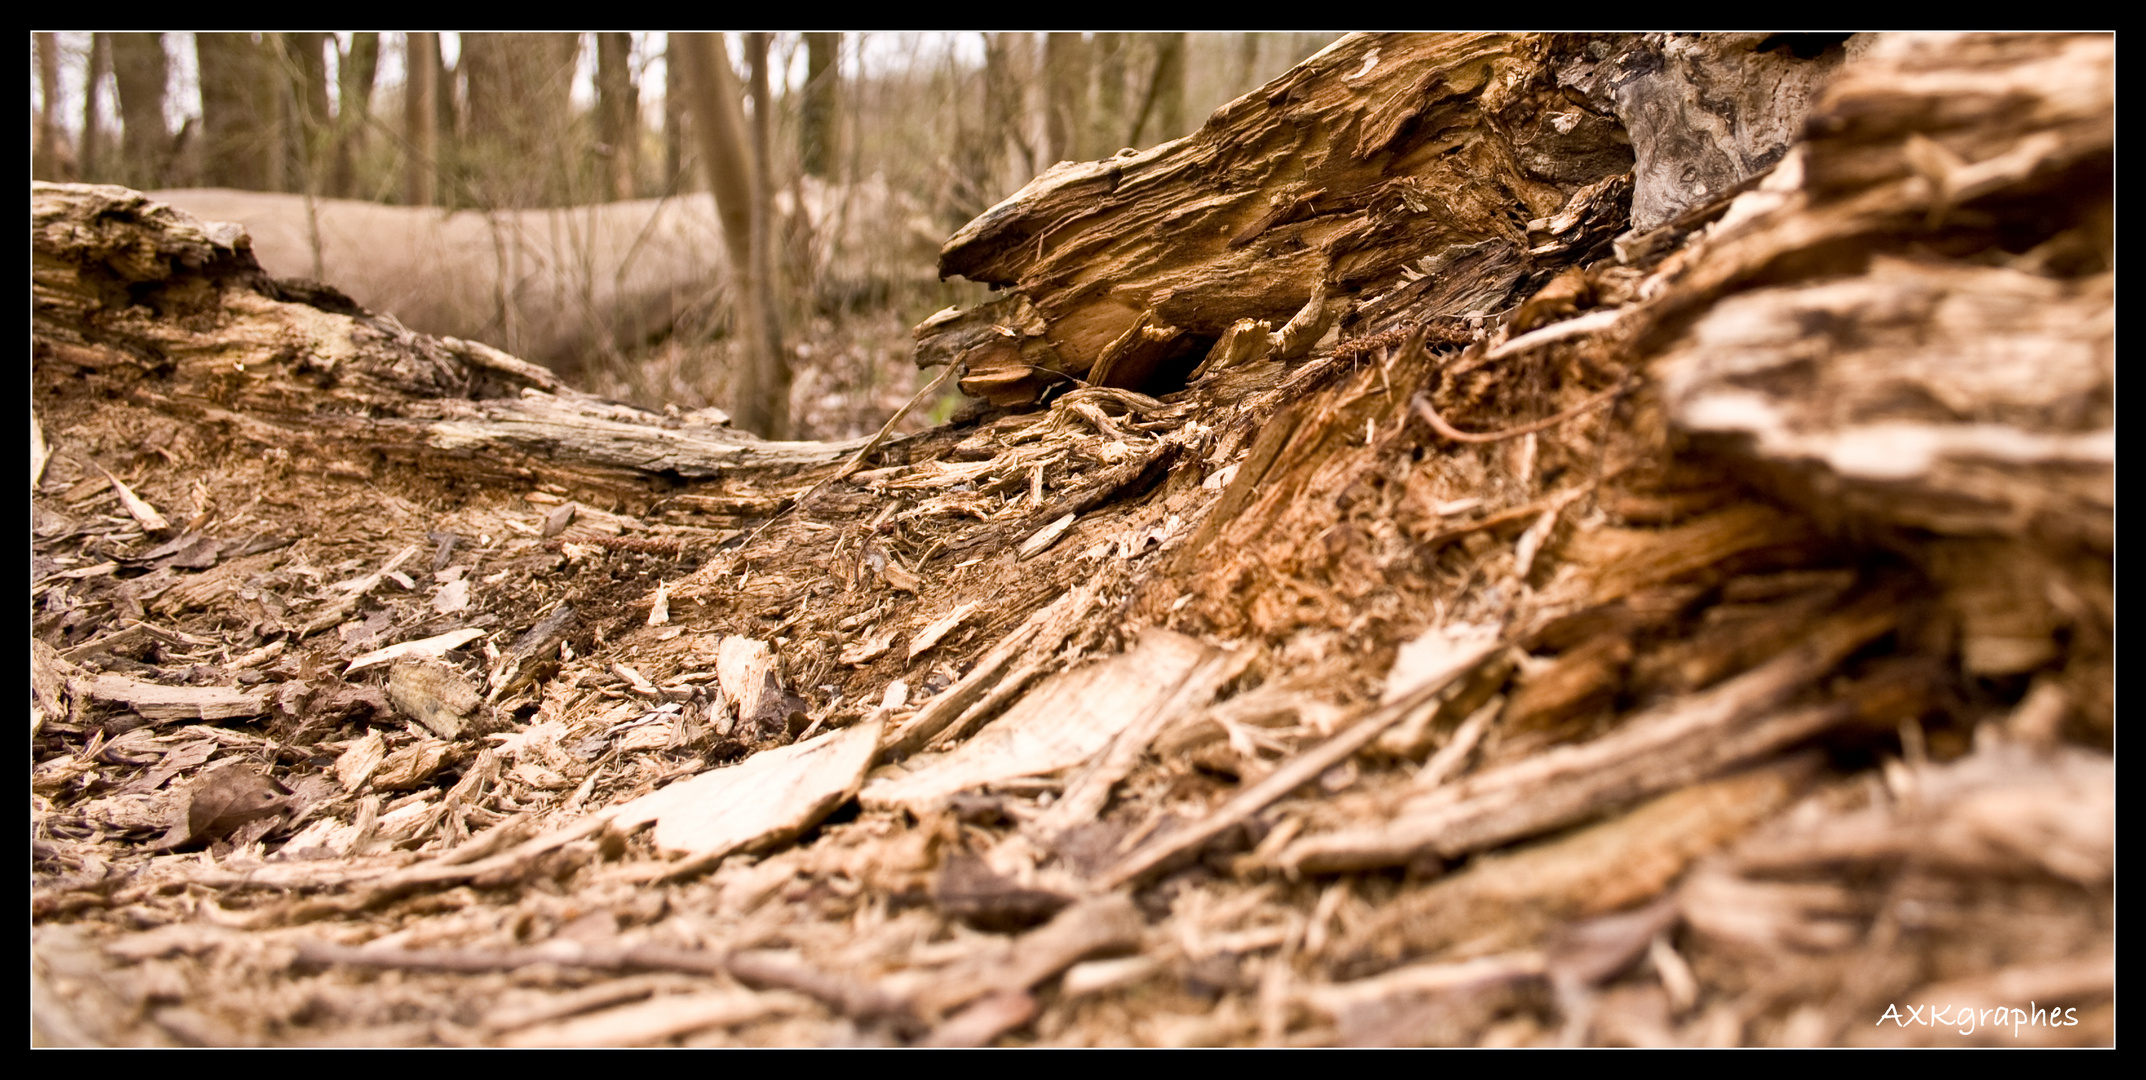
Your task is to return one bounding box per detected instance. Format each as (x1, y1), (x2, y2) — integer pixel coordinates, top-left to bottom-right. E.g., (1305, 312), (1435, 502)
(746, 33), (791, 441)
(677, 32), (787, 439)
(664, 35), (689, 193)
(110, 33), (170, 191)
(1091, 33), (1126, 156)
(80, 34), (108, 182)
(1125, 32), (1185, 149)
(279, 32), (333, 195)
(1235, 33), (1261, 99)
(596, 33), (640, 201)
(330, 33), (380, 198)
(799, 33), (840, 179)
(1152, 33), (1186, 142)
(197, 34), (271, 190)
(34, 33), (70, 181)
(461, 32), (582, 208)
(402, 33), (439, 207)
(982, 32), (1035, 190)
(1042, 32), (1088, 164)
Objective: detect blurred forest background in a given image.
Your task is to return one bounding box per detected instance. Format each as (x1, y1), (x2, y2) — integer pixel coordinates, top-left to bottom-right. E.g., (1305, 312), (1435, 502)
(28, 32), (1344, 438)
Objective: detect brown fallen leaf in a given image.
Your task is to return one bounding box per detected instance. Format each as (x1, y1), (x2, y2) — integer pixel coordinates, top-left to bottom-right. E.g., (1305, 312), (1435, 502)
(541, 501), (579, 538)
(149, 762), (292, 851)
(934, 853), (1074, 933)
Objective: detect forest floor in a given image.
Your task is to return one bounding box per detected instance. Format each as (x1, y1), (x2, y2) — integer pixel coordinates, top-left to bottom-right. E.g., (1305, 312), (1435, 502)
(31, 32), (2112, 1048)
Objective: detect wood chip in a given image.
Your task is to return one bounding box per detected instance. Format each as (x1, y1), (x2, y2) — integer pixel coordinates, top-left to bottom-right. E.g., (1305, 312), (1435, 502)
(31, 406), (49, 487)
(715, 636), (787, 736)
(608, 719), (882, 870)
(347, 628), (487, 674)
(1102, 636), (1503, 889)
(839, 631), (896, 666)
(86, 673), (268, 723)
(540, 501), (578, 538)
(864, 630), (1212, 813)
(880, 560), (923, 593)
(913, 894), (1146, 1018)
(907, 600), (980, 660)
(920, 989), (1038, 1048)
(1383, 621), (1502, 704)
(1032, 633), (1244, 842)
(373, 739), (453, 790)
(385, 659), (487, 740)
(881, 584), (1095, 756)
(149, 762), (290, 850)
(1282, 601), (1898, 873)
(1018, 512), (1077, 559)
(336, 729), (386, 792)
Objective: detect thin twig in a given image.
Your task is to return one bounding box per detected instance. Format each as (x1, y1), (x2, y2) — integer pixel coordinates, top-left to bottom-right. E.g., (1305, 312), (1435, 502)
(1099, 640), (1503, 889)
(729, 360), (964, 555)
(827, 360), (966, 486)
(292, 939), (728, 976)
(1397, 317), (1634, 444)
(1410, 380), (1632, 445)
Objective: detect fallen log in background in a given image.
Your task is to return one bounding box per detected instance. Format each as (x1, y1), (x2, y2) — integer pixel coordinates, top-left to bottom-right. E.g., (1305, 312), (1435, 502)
(151, 178), (943, 376)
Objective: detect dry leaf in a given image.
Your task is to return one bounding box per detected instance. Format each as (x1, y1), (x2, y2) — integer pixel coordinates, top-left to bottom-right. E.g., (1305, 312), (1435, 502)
(150, 762), (290, 850)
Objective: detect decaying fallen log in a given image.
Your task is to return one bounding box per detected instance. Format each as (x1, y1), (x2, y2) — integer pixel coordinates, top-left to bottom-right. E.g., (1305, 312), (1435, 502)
(151, 179), (942, 374)
(33, 182), (867, 498)
(916, 33), (1856, 406)
(31, 31), (2109, 1048)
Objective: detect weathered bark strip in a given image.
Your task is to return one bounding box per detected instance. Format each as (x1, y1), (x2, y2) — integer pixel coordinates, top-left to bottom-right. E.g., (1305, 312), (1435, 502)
(1637, 31), (2114, 730)
(1279, 579), (1917, 874)
(1327, 755), (1820, 974)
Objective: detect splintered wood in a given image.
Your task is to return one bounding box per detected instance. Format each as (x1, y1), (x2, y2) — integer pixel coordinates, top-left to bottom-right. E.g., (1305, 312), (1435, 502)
(31, 31), (2110, 1047)
(611, 720), (882, 873)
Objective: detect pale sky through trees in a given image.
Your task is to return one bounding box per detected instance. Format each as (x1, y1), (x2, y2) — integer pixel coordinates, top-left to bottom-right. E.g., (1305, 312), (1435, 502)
(31, 32), (990, 148)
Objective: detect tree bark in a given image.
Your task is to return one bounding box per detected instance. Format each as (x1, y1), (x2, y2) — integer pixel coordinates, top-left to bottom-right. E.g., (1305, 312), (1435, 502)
(196, 34), (273, 191)
(277, 32), (333, 195)
(800, 33), (840, 179)
(745, 33), (792, 440)
(1091, 33), (1127, 156)
(983, 32), (1036, 187)
(677, 32), (786, 439)
(595, 33), (641, 201)
(330, 33), (380, 199)
(664, 35), (689, 193)
(402, 32), (439, 207)
(1041, 32), (1088, 164)
(1126, 33), (1187, 150)
(109, 33), (170, 191)
(80, 34), (109, 182)
(460, 32), (582, 208)
(34, 33), (69, 181)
